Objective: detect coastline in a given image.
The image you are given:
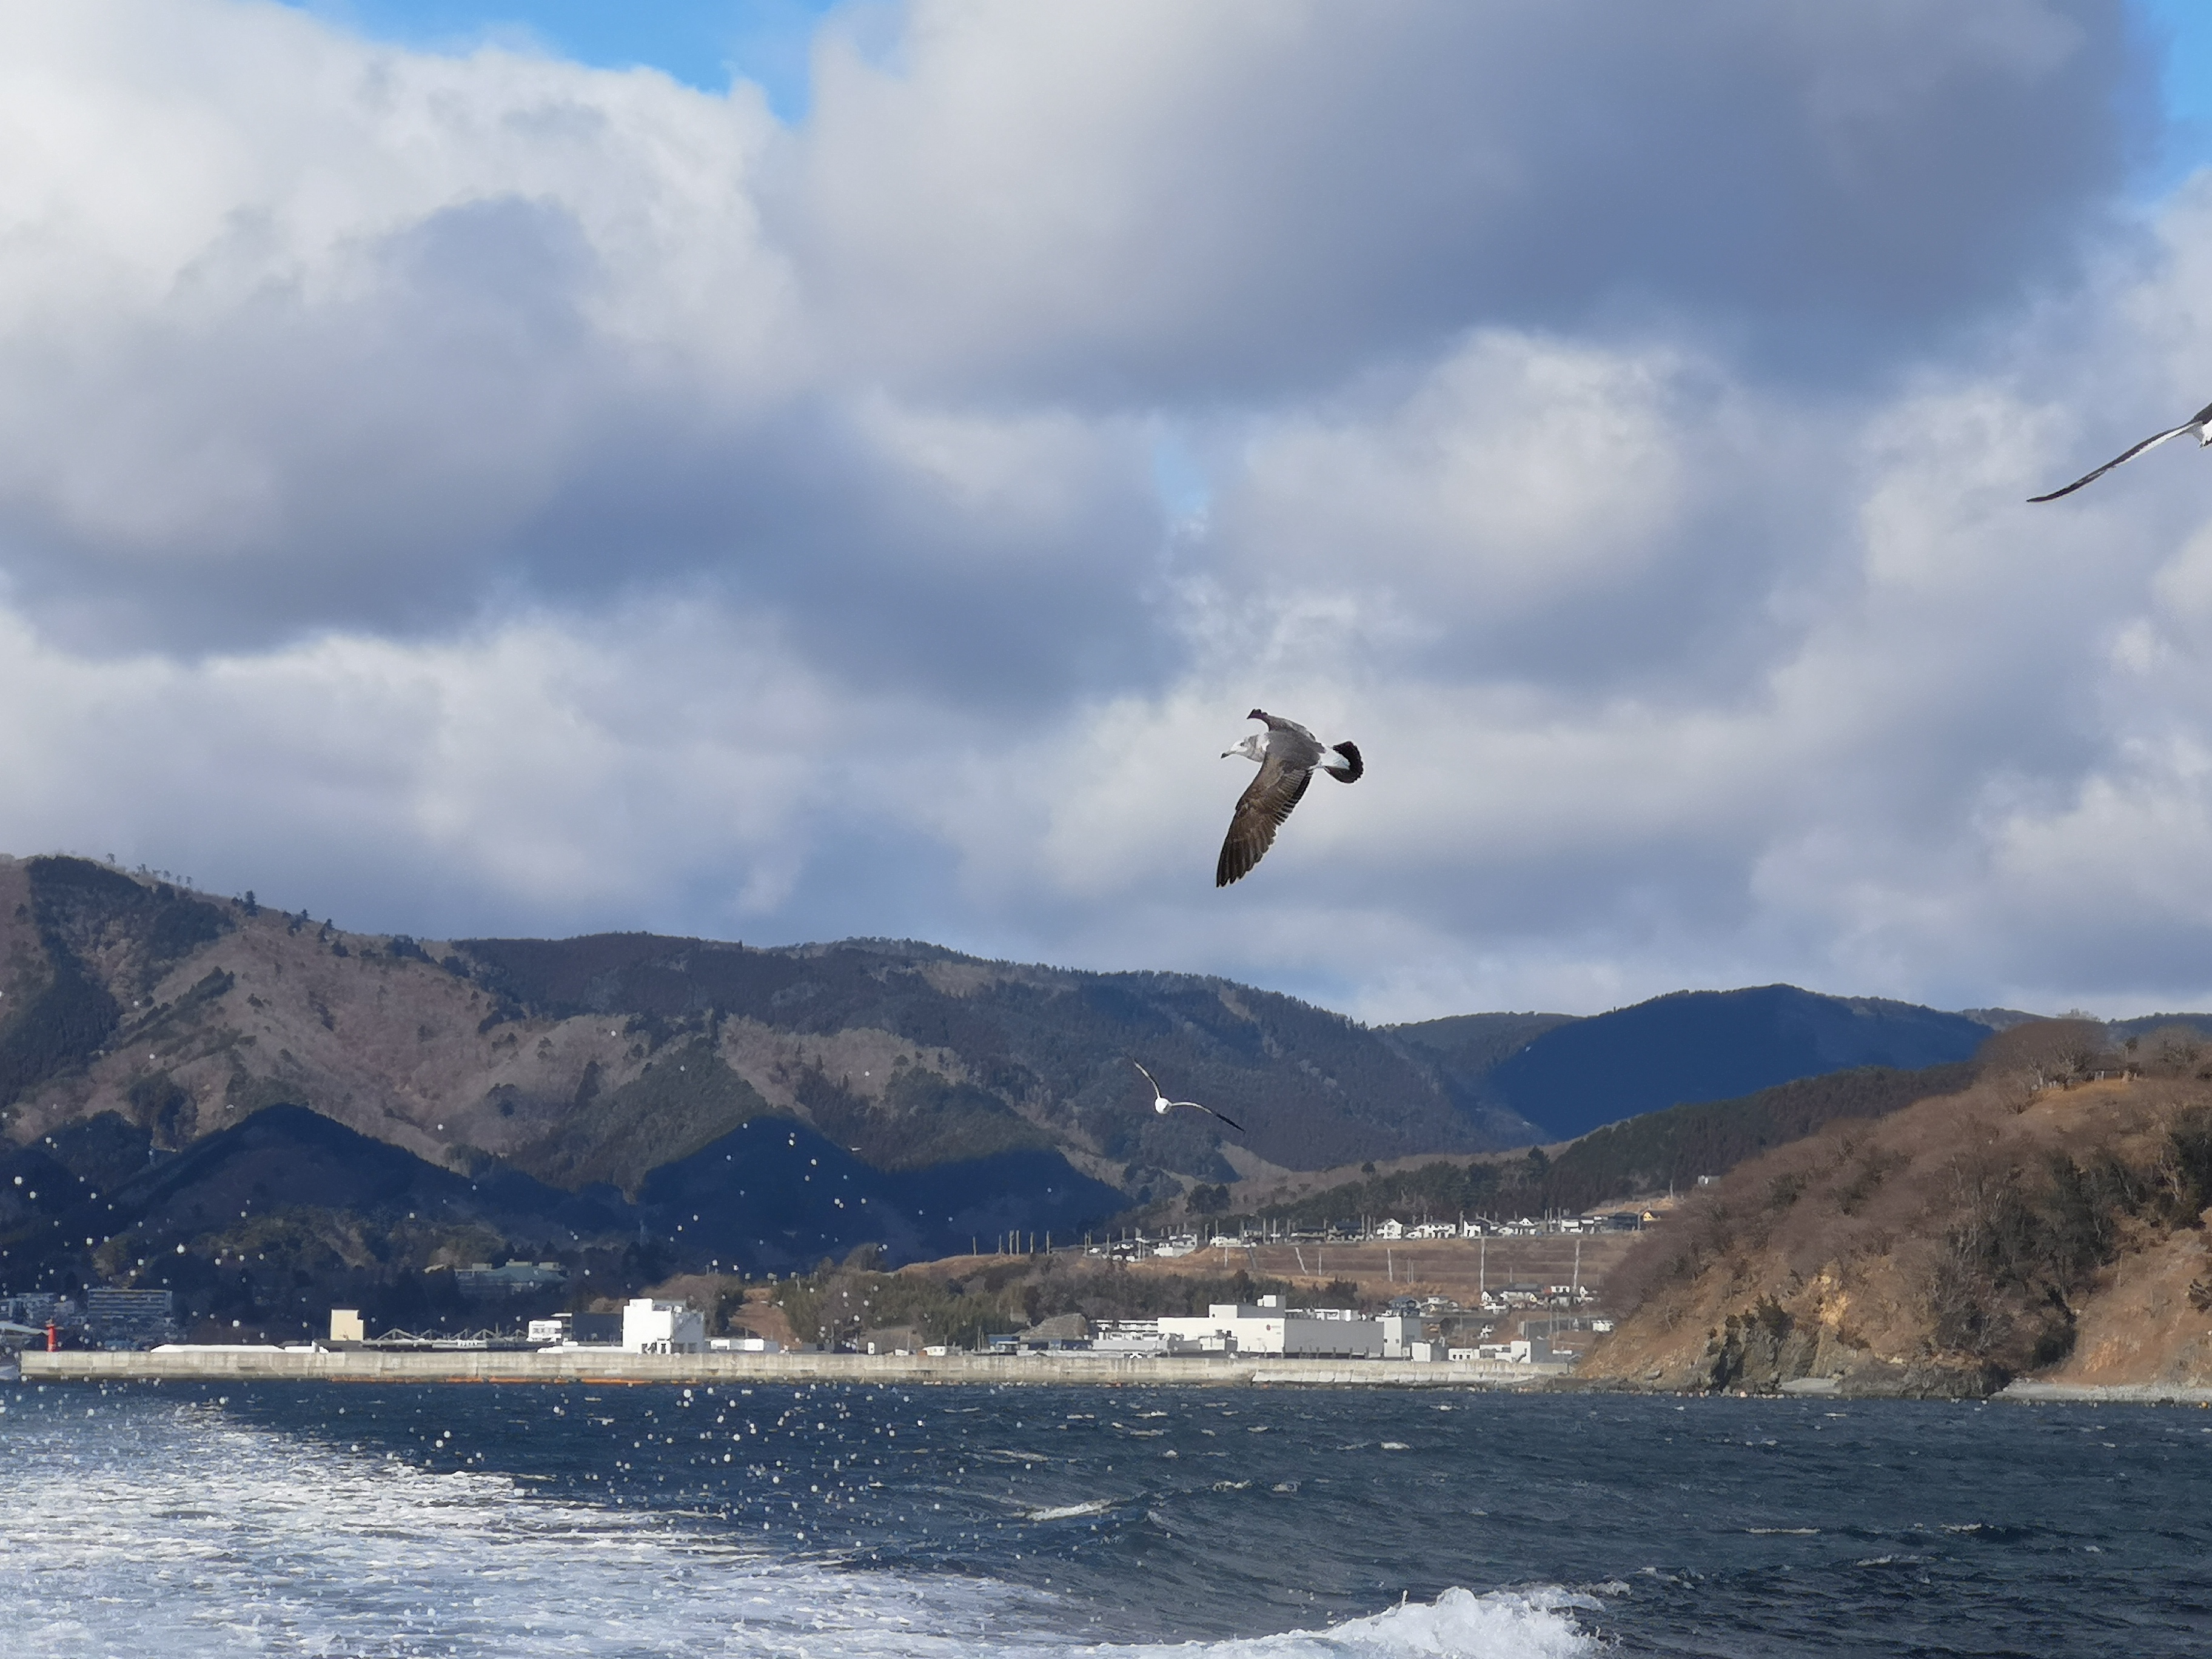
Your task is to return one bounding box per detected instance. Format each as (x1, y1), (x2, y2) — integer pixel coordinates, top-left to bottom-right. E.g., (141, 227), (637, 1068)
(36, 1348), (2211, 1401)
(19, 1347), (1568, 1389)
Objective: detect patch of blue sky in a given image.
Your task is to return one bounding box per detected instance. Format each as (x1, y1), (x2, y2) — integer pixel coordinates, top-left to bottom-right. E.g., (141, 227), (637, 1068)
(278, 0), (842, 119)
(2136, 0), (2212, 195)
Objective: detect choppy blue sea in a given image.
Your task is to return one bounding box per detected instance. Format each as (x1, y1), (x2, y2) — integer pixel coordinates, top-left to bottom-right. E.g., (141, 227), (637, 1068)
(2, 1380), (2208, 1657)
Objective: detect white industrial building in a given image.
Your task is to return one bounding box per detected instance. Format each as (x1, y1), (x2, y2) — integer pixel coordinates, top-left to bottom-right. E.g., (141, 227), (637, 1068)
(1089, 1318), (1168, 1355)
(621, 1298), (706, 1354)
(1380, 1314), (1442, 1361)
(1157, 1296), (1388, 1358)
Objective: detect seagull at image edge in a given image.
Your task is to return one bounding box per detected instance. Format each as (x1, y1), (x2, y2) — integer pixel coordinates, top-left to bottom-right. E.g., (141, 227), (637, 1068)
(2029, 398), (2212, 501)
(1131, 1059), (1245, 1133)
(1216, 708), (1362, 886)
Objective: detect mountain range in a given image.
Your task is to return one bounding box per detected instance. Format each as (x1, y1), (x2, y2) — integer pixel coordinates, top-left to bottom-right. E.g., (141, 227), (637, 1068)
(0, 851), (2157, 1335)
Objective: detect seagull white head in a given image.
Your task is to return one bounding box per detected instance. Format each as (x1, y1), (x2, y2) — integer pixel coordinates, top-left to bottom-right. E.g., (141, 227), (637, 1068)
(1222, 732), (1267, 762)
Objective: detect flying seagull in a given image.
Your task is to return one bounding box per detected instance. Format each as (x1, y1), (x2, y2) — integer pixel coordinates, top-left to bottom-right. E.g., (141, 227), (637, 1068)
(2029, 399), (2212, 501)
(1131, 1059), (1244, 1133)
(1216, 708), (1362, 887)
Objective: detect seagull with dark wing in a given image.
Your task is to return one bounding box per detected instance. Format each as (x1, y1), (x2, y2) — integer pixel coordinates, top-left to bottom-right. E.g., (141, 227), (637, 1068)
(2030, 398), (2212, 501)
(1131, 1059), (1244, 1132)
(1216, 708), (1362, 887)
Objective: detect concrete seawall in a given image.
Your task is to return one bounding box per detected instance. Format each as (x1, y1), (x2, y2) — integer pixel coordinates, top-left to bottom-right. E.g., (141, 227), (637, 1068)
(1997, 1380), (2212, 1406)
(22, 1349), (1567, 1389)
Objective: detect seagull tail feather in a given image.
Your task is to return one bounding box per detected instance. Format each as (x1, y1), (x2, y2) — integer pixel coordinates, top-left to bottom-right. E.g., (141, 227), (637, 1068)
(1326, 741), (1363, 782)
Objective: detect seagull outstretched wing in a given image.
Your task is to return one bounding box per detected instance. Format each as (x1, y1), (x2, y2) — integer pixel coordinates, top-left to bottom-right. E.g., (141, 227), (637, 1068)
(1217, 746), (1312, 887)
(2030, 400), (2212, 501)
(1174, 1098), (1245, 1132)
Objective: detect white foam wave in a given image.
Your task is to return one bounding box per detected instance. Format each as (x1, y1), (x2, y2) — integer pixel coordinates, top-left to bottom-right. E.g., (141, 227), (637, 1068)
(1090, 1587), (1599, 1659)
(0, 1395), (1597, 1659)
(1025, 1499), (1119, 1522)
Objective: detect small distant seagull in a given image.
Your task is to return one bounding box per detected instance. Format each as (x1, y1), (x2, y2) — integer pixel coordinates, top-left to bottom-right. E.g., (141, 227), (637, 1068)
(2029, 398), (2212, 501)
(1131, 1059), (1244, 1133)
(1216, 708), (1362, 887)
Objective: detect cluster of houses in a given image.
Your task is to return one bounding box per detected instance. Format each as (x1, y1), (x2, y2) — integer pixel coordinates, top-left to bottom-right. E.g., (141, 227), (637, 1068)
(1092, 1210), (1648, 1261)
(1366, 1212), (1646, 1239)
(0, 1288), (178, 1350)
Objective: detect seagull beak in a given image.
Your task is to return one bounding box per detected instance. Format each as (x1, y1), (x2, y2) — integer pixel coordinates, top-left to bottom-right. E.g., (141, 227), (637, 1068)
(1220, 749), (1235, 759)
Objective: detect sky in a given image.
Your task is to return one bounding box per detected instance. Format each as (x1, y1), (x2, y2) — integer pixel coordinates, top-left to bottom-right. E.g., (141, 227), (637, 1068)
(15, 2), (2212, 1025)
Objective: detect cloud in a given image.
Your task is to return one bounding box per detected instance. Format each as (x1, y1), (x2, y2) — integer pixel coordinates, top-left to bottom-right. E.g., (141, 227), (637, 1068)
(5, 0), (2212, 1024)
(797, 0), (2140, 397)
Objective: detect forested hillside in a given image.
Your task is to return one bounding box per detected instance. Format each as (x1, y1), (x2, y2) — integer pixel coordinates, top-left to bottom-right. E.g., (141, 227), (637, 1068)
(1471, 985), (1992, 1139)
(1180, 1059), (1979, 1236)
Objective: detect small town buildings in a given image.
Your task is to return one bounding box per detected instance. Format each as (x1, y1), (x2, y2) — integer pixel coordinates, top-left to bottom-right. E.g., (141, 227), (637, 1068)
(1089, 1318), (1168, 1355)
(85, 1288), (178, 1349)
(1010, 1312), (1089, 1351)
(0, 1293), (79, 1336)
(1466, 1339), (1534, 1362)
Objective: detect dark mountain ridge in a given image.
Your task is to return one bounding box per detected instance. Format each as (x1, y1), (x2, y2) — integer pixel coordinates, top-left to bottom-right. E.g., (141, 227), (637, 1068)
(1463, 984), (1995, 1141)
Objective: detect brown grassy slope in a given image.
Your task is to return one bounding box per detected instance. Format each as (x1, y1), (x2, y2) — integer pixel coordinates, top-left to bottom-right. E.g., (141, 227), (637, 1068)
(0, 857), (1065, 1191)
(1578, 1055), (2212, 1396)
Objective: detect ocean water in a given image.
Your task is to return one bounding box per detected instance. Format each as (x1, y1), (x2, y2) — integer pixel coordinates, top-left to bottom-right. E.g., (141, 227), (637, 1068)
(2, 1381), (2209, 1657)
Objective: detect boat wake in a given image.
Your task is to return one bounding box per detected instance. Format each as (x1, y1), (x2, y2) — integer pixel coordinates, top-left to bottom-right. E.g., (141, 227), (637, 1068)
(0, 1390), (1597, 1658)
